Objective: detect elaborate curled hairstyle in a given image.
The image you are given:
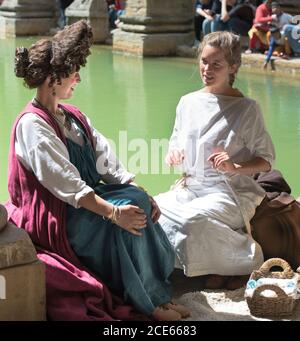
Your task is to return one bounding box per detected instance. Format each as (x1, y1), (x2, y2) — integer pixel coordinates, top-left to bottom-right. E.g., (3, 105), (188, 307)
(14, 19), (93, 89)
(198, 31), (242, 86)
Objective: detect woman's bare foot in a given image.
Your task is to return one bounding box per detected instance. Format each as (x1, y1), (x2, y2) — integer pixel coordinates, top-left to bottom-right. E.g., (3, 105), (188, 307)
(165, 301), (191, 318)
(152, 306), (181, 321)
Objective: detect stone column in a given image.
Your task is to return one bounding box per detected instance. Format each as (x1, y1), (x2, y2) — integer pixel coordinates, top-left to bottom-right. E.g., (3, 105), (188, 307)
(65, 0), (109, 43)
(113, 0), (194, 56)
(0, 0), (56, 38)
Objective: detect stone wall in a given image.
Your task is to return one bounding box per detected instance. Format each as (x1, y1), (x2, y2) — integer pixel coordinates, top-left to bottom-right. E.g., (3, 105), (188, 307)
(280, 1), (300, 15)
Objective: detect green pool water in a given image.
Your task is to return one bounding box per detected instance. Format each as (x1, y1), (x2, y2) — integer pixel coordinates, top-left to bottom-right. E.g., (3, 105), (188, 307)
(1, 37), (299, 203)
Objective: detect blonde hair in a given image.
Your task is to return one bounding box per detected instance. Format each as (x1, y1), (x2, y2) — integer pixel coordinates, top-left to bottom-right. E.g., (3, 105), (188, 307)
(198, 31), (242, 86)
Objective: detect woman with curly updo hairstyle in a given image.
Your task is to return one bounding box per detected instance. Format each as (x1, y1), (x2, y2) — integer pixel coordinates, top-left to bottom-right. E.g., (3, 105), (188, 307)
(15, 40), (52, 88)
(15, 19), (92, 90)
(7, 20), (189, 321)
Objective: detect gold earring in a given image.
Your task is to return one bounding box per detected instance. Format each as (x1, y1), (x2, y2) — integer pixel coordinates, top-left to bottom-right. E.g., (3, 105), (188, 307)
(52, 87), (56, 96)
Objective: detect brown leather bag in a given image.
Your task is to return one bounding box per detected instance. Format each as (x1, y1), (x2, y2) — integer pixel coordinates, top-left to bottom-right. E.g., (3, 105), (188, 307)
(251, 190), (300, 271)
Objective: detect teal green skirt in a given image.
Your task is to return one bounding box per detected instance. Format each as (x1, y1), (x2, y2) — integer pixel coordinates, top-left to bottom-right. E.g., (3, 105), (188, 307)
(67, 184), (175, 316)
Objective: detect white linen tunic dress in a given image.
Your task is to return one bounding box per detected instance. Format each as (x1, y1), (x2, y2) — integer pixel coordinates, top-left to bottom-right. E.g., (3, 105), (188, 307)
(155, 91), (275, 277)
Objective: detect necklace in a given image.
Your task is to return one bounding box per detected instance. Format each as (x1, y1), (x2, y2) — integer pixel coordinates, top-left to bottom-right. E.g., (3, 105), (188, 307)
(32, 98), (72, 131)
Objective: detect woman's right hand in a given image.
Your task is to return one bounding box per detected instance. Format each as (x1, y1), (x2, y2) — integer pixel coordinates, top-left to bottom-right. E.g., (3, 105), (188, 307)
(165, 149), (184, 166)
(116, 205), (147, 236)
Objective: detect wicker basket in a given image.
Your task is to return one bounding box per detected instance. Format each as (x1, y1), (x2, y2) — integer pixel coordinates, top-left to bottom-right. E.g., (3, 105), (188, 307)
(246, 258), (299, 318)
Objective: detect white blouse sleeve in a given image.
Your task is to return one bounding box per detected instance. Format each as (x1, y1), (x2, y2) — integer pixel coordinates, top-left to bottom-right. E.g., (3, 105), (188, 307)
(168, 97), (184, 152)
(242, 102), (275, 168)
(15, 113), (94, 208)
(85, 116), (135, 184)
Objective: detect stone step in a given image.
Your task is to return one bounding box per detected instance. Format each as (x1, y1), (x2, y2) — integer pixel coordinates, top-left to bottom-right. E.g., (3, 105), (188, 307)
(0, 205), (46, 320)
(0, 204), (7, 232)
(0, 222), (38, 269)
(0, 260), (46, 321)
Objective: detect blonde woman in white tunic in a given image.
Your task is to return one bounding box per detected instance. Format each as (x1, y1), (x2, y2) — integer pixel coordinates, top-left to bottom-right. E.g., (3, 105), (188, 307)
(155, 32), (275, 288)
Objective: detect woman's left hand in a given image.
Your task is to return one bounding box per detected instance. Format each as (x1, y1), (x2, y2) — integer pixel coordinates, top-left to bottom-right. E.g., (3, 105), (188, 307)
(130, 182), (161, 222)
(207, 151), (236, 173)
(149, 196), (161, 223)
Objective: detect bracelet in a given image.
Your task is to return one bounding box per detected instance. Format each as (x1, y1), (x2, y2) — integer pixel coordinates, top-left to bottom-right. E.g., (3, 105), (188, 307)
(113, 206), (121, 223)
(106, 205), (121, 224)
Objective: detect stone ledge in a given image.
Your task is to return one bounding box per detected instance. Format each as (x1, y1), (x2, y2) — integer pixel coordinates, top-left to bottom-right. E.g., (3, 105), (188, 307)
(0, 222), (37, 269)
(242, 53), (300, 77)
(175, 44), (300, 78)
